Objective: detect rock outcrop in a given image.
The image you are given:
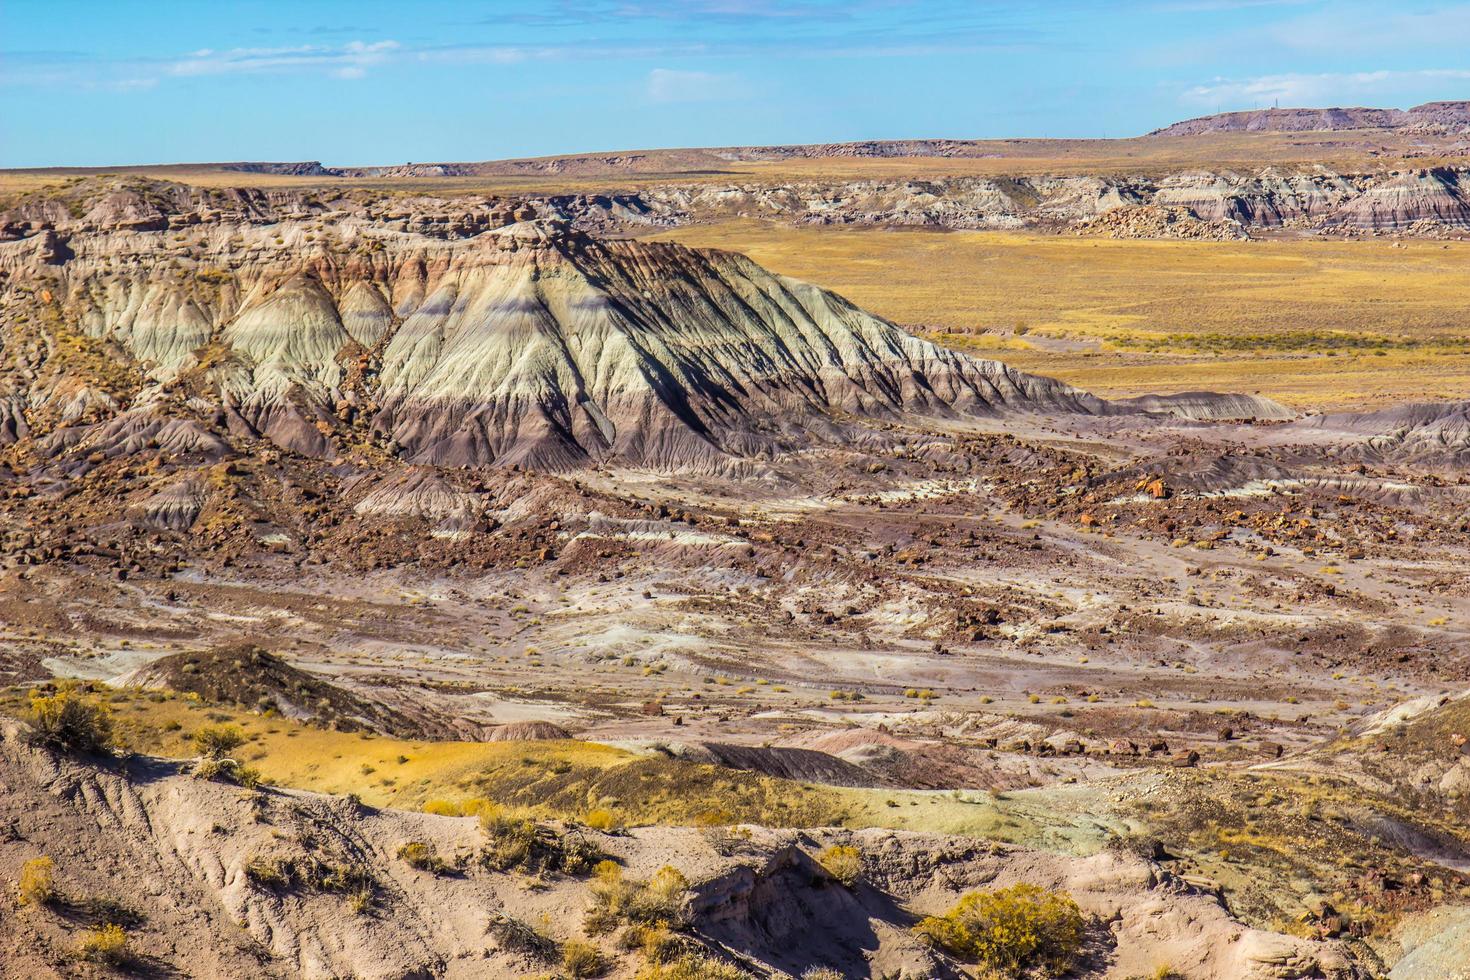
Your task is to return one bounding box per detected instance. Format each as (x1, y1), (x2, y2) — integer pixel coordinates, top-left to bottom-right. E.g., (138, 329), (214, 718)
(1295, 401), (1470, 465)
(1, 187), (1121, 474)
(1148, 101), (1470, 137)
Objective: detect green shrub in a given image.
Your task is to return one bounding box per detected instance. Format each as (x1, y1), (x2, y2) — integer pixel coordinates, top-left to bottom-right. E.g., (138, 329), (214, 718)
(915, 883), (1085, 975)
(193, 725), (246, 758)
(815, 845), (862, 888)
(76, 923), (129, 964)
(27, 684), (114, 753)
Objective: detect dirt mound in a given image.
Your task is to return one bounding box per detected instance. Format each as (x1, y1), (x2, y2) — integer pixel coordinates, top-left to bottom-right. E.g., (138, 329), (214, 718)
(1, 189), (1112, 476)
(120, 644), (419, 736)
(1296, 401), (1470, 463)
(349, 467), (486, 537)
(776, 728), (1011, 790)
(483, 721), (572, 741)
(665, 741), (883, 787)
(1113, 391), (1294, 421)
(1106, 449), (1298, 494)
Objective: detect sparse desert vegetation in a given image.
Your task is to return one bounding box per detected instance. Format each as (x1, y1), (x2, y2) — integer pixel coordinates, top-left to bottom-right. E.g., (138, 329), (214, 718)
(24, 683), (114, 754)
(815, 844), (863, 888)
(16, 856), (55, 907)
(75, 922), (129, 965)
(915, 883), (1086, 975)
(585, 861), (692, 934)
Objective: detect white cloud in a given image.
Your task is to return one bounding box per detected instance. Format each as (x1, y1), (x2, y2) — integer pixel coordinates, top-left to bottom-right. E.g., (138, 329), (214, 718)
(1181, 69), (1470, 108)
(645, 67), (744, 103)
(110, 77), (158, 92)
(414, 45), (540, 66)
(169, 39), (400, 78)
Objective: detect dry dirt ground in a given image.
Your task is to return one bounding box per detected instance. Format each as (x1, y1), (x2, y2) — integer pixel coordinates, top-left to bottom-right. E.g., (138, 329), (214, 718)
(4, 405), (1470, 976)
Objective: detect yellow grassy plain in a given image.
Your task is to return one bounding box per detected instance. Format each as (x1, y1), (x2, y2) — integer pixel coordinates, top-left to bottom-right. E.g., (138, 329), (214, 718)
(0, 687), (1031, 838)
(647, 221), (1470, 410)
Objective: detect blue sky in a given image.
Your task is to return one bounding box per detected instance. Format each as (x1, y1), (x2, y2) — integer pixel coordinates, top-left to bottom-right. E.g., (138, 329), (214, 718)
(4, 0), (1470, 167)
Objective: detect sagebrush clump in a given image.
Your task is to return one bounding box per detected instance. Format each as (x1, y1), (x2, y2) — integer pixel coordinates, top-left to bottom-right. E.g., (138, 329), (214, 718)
(915, 882), (1085, 975)
(192, 724), (245, 758)
(815, 844), (862, 888)
(76, 923), (129, 965)
(244, 853), (377, 905)
(190, 723), (263, 786)
(479, 806), (602, 876)
(635, 952), (749, 980)
(561, 939), (606, 978)
(27, 683), (114, 753)
(585, 861), (690, 934)
(487, 912), (558, 960)
(397, 841), (452, 874)
(17, 856), (56, 906)
(582, 807), (625, 833)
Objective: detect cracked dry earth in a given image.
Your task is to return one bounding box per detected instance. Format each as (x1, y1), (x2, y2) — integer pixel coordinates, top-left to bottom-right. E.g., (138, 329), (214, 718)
(0, 179), (1468, 978)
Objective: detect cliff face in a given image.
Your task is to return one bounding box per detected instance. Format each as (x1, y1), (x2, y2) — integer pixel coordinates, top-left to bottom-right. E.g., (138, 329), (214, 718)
(549, 167), (1470, 235)
(0, 183), (1109, 473)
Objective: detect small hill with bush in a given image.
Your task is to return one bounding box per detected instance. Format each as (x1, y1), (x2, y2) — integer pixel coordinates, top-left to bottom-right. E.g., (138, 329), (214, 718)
(122, 644), (419, 736)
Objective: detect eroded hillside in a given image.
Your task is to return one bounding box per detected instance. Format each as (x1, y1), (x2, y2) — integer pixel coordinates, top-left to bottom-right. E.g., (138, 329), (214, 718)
(1, 177), (1468, 979)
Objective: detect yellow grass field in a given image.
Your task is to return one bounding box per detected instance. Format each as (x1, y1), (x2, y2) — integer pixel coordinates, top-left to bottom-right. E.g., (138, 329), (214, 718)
(648, 221), (1470, 410)
(0, 686), (1030, 839)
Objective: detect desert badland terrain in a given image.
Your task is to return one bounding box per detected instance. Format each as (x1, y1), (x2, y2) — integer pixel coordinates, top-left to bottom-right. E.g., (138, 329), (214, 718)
(1, 103), (1469, 979)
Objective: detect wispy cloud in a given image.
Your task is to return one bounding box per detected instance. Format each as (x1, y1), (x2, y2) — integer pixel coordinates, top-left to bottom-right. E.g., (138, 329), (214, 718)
(645, 67), (745, 103)
(1181, 68), (1470, 108)
(168, 40), (400, 78)
(2, 18), (1048, 93)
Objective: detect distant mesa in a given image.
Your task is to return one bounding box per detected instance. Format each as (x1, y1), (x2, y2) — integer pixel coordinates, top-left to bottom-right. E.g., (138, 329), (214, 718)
(1148, 100), (1470, 137)
(219, 161), (343, 177)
